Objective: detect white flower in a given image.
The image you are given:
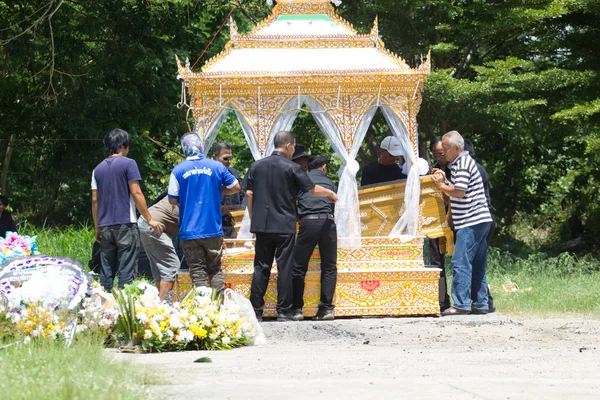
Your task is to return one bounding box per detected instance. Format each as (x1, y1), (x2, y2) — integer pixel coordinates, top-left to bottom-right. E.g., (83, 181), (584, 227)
(10, 313), (21, 324)
(169, 315), (182, 329)
(143, 329), (153, 340)
(222, 337), (231, 345)
(166, 330), (174, 338)
(209, 332), (219, 340)
(189, 315), (198, 324)
(177, 329), (194, 343)
(31, 329), (40, 337)
(136, 312), (149, 323)
(136, 282), (152, 291)
(23, 336), (31, 344)
(153, 313), (164, 321)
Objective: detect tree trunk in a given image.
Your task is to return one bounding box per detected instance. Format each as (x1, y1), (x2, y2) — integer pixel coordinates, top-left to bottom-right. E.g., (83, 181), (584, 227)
(1, 134), (16, 195)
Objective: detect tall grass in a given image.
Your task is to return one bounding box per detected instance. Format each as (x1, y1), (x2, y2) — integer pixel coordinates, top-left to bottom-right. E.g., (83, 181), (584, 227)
(0, 334), (153, 400)
(18, 222), (95, 266)
(485, 249), (600, 315)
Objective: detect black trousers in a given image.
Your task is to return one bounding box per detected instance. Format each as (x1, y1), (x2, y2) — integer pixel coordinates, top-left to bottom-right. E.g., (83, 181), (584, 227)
(428, 237), (451, 309)
(292, 218), (337, 312)
(99, 223), (139, 291)
(250, 232), (296, 316)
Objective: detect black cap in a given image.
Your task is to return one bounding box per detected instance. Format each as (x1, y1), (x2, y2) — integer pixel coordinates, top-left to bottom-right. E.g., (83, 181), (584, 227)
(292, 144), (309, 160)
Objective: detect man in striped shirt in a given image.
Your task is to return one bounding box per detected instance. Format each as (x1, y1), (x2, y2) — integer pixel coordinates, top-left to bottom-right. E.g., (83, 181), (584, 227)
(431, 131), (493, 315)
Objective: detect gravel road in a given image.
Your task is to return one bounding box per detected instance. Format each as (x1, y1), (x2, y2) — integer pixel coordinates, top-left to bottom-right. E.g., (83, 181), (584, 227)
(113, 314), (600, 400)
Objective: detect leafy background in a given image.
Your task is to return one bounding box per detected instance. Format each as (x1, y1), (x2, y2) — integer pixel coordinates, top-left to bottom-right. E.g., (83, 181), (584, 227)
(1, 0), (598, 255)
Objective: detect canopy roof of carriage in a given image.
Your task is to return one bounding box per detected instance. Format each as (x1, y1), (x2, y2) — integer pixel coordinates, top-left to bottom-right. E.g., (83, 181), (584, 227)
(176, 0), (430, 240)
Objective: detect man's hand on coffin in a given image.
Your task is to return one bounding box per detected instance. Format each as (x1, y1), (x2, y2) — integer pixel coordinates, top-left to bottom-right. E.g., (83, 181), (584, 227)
(431, 170), (446, 188)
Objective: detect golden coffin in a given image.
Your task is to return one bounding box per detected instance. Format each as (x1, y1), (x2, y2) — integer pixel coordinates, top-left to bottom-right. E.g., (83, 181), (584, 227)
(230, 176), (454, 254)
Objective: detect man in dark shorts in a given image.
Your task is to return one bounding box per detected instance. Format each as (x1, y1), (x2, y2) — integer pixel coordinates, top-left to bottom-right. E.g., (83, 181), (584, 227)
(138, 196), (180, 300)
(243, 131), (338, 322)
(91, 128), (164, 291)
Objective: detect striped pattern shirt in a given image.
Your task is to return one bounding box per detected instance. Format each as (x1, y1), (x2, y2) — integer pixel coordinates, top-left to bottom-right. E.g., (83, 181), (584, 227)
(448, 152), (492, 230)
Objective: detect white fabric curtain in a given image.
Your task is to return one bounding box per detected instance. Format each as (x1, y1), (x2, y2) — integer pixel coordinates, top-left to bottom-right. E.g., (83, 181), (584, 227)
(381, 106), (421, 238)
(304, 96), (377, 248)
(235, 99), (301, 240)
(200, 107), (229, 156)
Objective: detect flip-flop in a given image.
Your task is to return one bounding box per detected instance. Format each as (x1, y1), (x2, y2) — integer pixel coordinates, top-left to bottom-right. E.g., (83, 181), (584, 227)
(441, 306), (470, 316)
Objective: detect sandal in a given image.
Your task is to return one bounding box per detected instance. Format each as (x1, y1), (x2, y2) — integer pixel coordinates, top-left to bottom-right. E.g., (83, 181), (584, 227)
(441, 307), (470, 316)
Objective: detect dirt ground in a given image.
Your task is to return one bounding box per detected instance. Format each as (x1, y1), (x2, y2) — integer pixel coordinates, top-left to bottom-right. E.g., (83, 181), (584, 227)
(113, 314), (600, 400)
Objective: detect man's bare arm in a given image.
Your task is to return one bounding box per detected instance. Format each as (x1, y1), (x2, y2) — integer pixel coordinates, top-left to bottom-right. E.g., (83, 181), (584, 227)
(432, 172), (465, 198)
(168, 197), (179, 206)
(129, 181), (165, 234)
(246, 190), (253, 218)
(91, 190), (101, 243)
(222, 181), (241, 195)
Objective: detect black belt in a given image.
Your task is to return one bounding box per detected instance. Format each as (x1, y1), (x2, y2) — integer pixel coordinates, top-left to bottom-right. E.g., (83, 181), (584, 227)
(302, 213), (334, 220)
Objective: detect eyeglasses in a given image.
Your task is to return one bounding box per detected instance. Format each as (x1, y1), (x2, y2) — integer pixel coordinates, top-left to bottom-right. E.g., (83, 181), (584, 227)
(221, 156), (232, 161)
(432, 152), (445, 157)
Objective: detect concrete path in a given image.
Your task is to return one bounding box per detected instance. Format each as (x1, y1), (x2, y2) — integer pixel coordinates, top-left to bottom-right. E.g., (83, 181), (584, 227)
(113, 314), (600, 399)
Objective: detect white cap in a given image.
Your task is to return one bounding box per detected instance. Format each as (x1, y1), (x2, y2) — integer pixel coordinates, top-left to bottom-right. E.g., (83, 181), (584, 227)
(380, 136), (404, 157)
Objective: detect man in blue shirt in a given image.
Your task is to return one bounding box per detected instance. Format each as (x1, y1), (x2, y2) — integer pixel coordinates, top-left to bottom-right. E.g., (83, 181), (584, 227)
(168, 133), (240, 297)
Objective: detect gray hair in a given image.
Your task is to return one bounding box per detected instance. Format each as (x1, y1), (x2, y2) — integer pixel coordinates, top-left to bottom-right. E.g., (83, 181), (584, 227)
(443, 130), (464, 151)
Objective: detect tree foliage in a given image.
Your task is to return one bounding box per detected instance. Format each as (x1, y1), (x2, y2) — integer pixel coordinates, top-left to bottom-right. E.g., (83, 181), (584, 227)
(1, 0), (598, 252)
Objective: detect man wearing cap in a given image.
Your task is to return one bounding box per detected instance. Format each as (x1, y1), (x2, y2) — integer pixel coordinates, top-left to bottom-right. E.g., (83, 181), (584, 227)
(292, 154), (338, 321)
(292, 144), (309, 172)
(360, 136), (407, 186)
(168, 133), (241, 298)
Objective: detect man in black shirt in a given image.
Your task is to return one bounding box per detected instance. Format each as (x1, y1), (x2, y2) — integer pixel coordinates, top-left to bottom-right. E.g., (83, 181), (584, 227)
(212, 142), (244, 238)
(292, 155), (338, 321)
(360, 136), (407, 186)
(244, 131), (338, 322)
(427, 136), (451, 311)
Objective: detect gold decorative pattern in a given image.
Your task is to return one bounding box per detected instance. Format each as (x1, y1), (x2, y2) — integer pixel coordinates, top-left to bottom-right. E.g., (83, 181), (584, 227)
(174, 269), (440, 317)
(174, 0), (437, 318)
(310, 93), (377, 152)
(229, 95), (293, 156)
(232, 36), (378, 50)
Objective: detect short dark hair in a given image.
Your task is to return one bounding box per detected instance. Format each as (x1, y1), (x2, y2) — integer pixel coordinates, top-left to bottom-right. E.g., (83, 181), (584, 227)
(308, 154), (328, 171)
(104, 128), (130, 156)
(463, 139), (477, 159)
(429, 136), (443, 152)
(0, 195), (9, 207)
(212, 142), (232, 156)
(273, 131), (295, 149)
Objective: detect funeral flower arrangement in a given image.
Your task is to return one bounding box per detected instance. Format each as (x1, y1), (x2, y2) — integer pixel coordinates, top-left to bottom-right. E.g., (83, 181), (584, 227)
(0, 231), (38, 264)
(113, 283), (263, 352)
(1, 233), (264, 352)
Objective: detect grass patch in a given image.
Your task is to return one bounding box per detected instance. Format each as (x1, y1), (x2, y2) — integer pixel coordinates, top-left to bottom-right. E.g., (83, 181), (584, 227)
(486, 249), (600, 315)
(0, 334), (154, 400)
(488, 272), (600, 315)
(18, 222), (94, 266)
